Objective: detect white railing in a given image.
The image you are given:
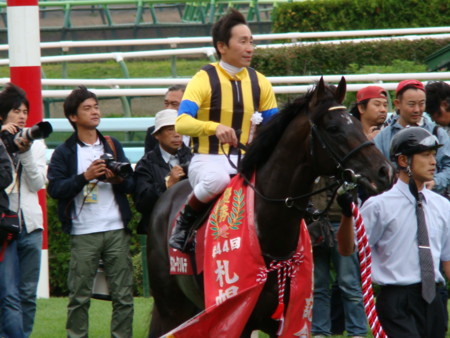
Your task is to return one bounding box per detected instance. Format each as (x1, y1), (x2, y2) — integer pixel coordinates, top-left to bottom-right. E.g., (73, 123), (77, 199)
(0, 28), (449, 65)
(0, 73), (448, 97)
(1, 72), (449, 87)
(1, 26), (449, 52)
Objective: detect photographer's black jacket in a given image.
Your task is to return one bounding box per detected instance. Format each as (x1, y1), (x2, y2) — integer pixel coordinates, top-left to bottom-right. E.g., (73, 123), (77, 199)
(133, 144), (192, 234)
(47, 131), (134, 234)
(0, 140), (13, 212)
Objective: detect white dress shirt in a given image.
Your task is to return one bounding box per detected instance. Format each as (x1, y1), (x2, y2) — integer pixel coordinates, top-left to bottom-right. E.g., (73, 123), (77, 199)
(360, 179), (450, 285)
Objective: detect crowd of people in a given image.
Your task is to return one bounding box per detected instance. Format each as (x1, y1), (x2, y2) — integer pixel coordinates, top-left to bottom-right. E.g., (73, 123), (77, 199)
(0, 7), (449, 338)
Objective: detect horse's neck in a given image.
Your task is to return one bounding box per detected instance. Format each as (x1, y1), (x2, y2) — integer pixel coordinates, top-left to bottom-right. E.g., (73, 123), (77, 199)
(254, 121), (316, 259)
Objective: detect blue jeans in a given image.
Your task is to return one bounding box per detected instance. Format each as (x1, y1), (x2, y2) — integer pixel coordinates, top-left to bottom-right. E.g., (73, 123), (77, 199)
(17, 228), (42, 337)
(0, 240), (25, 338)
(312, 223), (367, 336)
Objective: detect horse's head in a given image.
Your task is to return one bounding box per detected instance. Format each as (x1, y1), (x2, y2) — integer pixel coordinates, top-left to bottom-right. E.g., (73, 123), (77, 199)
(308, 77), (394, 195)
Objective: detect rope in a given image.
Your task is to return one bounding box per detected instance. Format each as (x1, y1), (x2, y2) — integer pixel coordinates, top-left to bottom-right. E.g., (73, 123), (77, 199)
(256, 252), (304, 336)
(351, 202), (387, 338)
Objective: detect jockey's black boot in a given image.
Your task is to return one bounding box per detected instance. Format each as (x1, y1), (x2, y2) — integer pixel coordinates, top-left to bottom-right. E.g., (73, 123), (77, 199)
(169, 194), (207, 252)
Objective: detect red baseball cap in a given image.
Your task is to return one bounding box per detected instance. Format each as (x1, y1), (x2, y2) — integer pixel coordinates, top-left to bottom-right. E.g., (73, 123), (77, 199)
(396, 79), (425, 96)
(356, 86), (387, 103)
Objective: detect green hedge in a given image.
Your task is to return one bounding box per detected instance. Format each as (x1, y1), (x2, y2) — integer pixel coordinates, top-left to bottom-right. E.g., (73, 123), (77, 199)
(272, 0), (450, 33)
(252, 38), (450, 76)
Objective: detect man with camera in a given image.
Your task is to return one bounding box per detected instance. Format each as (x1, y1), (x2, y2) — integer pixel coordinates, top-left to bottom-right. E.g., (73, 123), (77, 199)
(133, 109), (192, 234)
(47, 86), (134, 337)
(0, 83), (47, 338)
(0, 133), (17, 337)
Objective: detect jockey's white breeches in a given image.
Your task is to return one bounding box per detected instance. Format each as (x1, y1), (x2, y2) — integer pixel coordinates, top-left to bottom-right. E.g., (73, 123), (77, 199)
(188, 153), (239, 203)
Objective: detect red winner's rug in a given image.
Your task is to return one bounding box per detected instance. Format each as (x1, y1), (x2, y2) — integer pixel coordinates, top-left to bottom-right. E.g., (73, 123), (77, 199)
(166, 175), (313, 337)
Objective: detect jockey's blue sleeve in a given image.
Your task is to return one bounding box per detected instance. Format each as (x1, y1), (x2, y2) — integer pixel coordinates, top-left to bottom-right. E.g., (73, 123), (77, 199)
(178, 100), (199, 118)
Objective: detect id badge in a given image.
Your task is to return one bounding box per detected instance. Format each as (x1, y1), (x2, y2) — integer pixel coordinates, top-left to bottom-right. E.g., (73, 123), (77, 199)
(84, 183), (99, 203)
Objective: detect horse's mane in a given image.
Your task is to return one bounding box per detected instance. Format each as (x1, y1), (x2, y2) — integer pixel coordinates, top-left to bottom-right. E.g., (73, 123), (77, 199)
(240, 84), (337, 179)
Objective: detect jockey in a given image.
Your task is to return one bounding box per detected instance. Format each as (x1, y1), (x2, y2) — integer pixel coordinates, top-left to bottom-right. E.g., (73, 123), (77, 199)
(169, 9), (278, 252)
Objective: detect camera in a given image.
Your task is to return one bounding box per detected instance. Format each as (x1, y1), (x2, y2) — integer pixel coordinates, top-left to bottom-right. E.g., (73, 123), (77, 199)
(0, 121), (53, 154)
(99, 153), (133, 179)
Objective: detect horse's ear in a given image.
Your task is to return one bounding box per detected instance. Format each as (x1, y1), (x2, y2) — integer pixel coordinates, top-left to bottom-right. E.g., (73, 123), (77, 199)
(309, 76), (326, 109)
(334, 77), (347, 104)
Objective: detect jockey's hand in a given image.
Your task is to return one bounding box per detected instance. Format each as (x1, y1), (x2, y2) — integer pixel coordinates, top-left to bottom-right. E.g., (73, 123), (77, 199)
(337, 192), (354, 218)
(215, 124), (238, 148)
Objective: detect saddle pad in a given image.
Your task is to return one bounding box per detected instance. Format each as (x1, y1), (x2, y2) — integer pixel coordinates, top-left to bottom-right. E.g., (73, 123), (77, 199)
(165, 174), (314, 337)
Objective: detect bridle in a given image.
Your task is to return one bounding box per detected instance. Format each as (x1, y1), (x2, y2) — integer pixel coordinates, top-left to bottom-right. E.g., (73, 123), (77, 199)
(225, 105), (375, 211)
(310, 106), (375, 177)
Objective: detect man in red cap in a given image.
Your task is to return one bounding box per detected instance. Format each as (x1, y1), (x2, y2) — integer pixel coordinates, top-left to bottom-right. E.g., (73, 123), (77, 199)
(350, 85), (388, 140)
(374, 79), (450, 193)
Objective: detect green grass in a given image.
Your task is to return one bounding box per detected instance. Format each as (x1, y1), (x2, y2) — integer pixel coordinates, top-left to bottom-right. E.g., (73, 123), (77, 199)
(29, 296), (361, 338)
(31, 297), (153, 338)
(30, 296), (450, 337)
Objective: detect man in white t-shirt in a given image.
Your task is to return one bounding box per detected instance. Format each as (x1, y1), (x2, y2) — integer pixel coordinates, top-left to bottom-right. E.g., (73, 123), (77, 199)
(47, 86), (134, 338)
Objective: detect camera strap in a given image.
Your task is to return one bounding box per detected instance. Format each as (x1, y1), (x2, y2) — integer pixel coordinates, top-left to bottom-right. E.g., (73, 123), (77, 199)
(104, 136), (117, 160)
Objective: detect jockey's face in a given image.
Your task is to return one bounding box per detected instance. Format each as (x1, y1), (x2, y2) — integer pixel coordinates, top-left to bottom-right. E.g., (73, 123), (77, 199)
(217, 24), (254, 69)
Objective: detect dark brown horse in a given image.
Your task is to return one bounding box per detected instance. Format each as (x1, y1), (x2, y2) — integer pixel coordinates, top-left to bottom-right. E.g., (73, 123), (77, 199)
(146, 78), (393, 337)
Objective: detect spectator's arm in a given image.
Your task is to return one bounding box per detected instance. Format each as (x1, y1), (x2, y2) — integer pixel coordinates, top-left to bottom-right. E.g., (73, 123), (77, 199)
(111, 137), (135, 194)
(18, 140), (47, 192)
(442, 261), (450, 280)
(133, 157), (165, 214)
(0, 140), (13, 189)
(337, 215), (355, 256)
(47, 148), (87, 199)
(433, 128), (450, 192)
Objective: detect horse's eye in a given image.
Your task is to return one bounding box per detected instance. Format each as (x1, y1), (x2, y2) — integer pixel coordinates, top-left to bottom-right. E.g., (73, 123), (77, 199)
(326, 125), (339, 133)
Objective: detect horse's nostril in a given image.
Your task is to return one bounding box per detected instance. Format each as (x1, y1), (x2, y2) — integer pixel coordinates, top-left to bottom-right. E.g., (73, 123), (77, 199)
(379, 165), (388, 178)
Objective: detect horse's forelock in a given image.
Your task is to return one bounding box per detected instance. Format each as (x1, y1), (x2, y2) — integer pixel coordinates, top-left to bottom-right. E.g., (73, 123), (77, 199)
(309, 86), (343, 125)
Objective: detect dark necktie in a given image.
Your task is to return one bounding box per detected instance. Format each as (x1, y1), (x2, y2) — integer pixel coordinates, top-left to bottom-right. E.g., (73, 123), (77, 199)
(417, 192), (436, 303)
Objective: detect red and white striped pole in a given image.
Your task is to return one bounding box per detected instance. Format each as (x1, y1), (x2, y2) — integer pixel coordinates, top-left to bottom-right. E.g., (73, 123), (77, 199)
(6, 0), (49, 298)
(351, 202), (386, 338)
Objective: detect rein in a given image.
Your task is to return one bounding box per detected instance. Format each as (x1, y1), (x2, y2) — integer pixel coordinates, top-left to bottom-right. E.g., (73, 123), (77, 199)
(221, 142), (340, 209)
(221, 106), (372, 211)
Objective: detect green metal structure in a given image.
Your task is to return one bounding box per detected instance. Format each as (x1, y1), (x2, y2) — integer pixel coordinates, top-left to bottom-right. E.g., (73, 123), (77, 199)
(425, 44), (450, 71)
